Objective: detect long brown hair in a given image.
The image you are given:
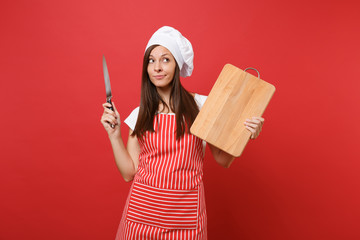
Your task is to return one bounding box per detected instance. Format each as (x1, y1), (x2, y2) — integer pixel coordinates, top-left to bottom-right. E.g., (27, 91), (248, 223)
(132, 44), (199, 140)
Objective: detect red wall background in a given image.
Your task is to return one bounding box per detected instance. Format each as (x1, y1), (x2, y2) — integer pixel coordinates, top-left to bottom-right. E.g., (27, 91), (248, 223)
(1, 0), (359, 239)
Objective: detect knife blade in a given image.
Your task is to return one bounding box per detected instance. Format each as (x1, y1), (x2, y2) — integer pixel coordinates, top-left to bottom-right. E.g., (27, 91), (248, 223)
(102, 55), (115, 128)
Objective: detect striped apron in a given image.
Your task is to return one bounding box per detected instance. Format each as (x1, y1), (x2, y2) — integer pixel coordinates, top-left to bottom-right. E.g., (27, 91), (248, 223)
(115, 113), (207, 239)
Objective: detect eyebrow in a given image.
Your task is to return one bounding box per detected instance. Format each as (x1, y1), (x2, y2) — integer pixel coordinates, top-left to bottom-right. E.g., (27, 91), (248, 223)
(149, 53), (171, 58)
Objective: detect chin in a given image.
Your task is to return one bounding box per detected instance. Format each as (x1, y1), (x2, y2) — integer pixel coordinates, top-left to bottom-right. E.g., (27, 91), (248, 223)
(151, 80), (172, 89)
(156, 85), (170, 89)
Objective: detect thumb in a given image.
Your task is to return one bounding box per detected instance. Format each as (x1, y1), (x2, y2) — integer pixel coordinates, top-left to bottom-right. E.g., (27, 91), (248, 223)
(112, 101), (120, 117)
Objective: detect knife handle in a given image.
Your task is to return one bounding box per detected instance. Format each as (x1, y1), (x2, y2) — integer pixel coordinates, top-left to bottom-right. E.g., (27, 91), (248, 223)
(107, 98), (114, 111)
(106, 98), (115, 128)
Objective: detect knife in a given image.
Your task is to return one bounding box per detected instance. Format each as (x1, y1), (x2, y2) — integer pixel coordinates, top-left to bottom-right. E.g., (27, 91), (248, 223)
(102, 55), (115, 128)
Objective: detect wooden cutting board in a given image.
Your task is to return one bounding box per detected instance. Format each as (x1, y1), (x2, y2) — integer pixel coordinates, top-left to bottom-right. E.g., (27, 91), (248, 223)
(190, 64), (276, 157)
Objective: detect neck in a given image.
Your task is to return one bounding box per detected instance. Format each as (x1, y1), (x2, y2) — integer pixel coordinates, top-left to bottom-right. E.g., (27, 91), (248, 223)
(156, 86), (172, 113)
(157, 86), (171, 104)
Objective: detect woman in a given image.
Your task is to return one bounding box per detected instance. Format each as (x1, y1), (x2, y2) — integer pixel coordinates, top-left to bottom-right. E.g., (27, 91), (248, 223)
(101, 26), (264, 240)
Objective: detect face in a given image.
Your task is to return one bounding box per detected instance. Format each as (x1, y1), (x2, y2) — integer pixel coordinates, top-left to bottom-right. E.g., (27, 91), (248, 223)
(147, 45), (176, 90)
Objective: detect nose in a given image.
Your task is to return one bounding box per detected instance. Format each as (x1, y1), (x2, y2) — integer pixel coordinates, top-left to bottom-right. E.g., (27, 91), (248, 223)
(154, 61), (162, 72)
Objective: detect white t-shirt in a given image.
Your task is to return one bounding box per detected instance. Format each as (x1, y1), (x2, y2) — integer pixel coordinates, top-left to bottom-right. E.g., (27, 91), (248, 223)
(124, 93), (208, 131)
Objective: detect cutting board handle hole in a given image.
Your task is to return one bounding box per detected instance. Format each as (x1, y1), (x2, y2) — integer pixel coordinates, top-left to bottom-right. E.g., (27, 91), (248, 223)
(244, 67), (260, 78)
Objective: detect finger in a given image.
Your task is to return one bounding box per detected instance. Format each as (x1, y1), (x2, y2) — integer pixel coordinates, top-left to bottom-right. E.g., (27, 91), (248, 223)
(112, 101), (117, 111)
(103, 107), (116, 117)
(246, 118), (261, 125)
(103, 105), (114, 113)
(104, 106), (116, 116)
(101, 115), (112, 126)
(111, 102), (121, 124)
(103, 103), (113, 109)
(248, 123), (262, 134)
(251, 117), (265, 123)
(244, 122), (259, 129)
(249, 117), (264, 124)
(100, 117), (112, 129)
(246, 125), (259, 139)
(107, 115), (117, 125)
(245, 126), (256, 139)
(245, 125), (255, 133)
(102, 115), (117, 126)
(112, 102), (120, 117)
(248, 117), (264, 125)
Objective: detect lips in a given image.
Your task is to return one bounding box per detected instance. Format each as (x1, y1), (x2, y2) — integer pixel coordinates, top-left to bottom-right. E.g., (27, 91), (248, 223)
(154, 75), (165, 80)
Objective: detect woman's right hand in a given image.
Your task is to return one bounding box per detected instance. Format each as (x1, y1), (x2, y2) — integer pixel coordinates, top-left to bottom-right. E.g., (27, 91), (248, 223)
(100, 101), (121, 137)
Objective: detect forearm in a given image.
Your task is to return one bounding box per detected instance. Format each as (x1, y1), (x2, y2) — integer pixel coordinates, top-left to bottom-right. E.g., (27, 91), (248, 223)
(209, 144), (235, 168)
(214, 149), (235, 168)
(108, 133), (137, 182)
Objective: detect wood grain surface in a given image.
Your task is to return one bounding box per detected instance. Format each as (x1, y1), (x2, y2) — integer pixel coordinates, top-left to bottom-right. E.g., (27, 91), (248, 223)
(190, 64), (276, 157)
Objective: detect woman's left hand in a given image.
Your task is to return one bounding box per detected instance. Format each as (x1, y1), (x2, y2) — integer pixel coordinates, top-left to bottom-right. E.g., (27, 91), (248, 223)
(244, 117), (265, 140)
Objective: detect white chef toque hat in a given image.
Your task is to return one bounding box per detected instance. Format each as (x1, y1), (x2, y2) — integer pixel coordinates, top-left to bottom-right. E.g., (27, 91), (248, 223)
(145, 26), (194, 78)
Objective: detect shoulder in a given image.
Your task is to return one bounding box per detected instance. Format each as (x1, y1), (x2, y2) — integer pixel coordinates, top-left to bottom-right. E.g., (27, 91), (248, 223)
(124, 107), (140, 131)
(194, 93), (208, 110)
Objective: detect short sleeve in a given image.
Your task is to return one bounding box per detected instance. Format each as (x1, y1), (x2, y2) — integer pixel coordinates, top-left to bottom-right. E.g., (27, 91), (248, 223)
(194, 93), (208, 110)
(124, 107), (139, 131)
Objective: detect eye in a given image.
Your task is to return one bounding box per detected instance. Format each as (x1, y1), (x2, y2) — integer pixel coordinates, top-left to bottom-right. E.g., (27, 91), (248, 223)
(148, 59), (154, 63)
(163, 58), (170, 62)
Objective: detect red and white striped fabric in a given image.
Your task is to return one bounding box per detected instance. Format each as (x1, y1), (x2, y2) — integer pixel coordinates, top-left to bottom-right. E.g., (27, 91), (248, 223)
(115, 112), (207, 240)
(127, 182), (199, 229)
